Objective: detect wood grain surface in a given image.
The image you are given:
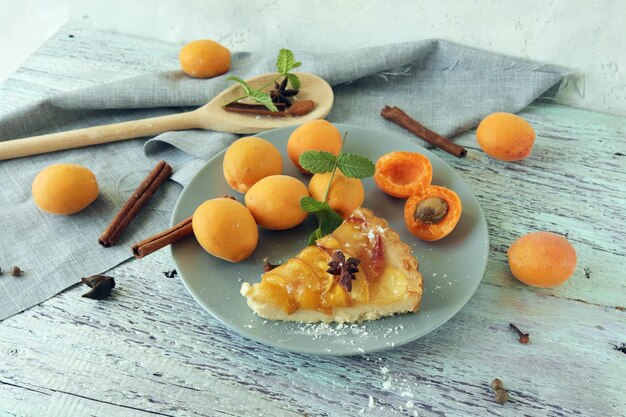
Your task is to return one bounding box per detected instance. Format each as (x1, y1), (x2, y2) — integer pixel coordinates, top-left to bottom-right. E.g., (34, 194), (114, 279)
(1, 25), (625, 417)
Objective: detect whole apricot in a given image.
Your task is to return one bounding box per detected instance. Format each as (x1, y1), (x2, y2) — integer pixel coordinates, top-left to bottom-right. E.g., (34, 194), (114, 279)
(223, 136), (283, 193)
(287, 120), (342, 172)
(32, 164), (99, 215)
(244, 175), (309, 230)
(476, 112), (535, 161)
(507, 231), (577, 287)
(192, 197), (258, 262)
(179, 39), (231, 78)
(308, 170), (364, 218)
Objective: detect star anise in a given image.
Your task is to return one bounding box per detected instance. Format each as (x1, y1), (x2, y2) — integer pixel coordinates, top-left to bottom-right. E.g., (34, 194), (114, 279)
(270, 77), (299, 107)
(81, 275), (116, 300)
(327, 250), (361, 292)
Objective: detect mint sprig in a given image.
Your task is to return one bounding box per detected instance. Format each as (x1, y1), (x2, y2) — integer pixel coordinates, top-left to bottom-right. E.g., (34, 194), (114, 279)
(225, 48), (302, 109)
(300, 197), (344, 245)
(299, 151), (375, 179)
(277, 49), (302, 89)
(285, 73), (301, 90)
(226, 76), (278, 112)
(337, 153), (376, 179)
(306, 228), (323, 246)
(299, 132), (376, 245)
(318, 208), (344, 235)
(300, 196), (328, 212)
(299, 151), (337, 174)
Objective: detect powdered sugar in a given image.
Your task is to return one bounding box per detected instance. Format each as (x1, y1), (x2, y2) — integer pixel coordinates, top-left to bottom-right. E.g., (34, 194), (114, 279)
(293, 322), (407, 344)
(355, 362), (423, 415)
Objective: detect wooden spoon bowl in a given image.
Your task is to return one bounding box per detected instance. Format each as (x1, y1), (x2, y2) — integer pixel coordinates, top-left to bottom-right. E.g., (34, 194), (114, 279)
(0, 72), (334, 160)
(203, 72), (333, 133)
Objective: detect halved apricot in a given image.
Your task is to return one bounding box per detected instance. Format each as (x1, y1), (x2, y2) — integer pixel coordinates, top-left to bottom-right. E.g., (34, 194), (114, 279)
(404, 185), (462, 241)
(374, 152), (432, 198)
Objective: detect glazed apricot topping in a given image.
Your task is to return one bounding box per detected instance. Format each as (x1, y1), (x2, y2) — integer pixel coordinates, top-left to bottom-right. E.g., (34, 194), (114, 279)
(404, 185), (462, 241)
(374, 152), (432, 198)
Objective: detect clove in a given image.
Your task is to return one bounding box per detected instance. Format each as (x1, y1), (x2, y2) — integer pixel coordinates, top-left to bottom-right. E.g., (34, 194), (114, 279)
(509, 323), (530, 344)
(81, 275), (116, 300)
(491, 378), (509, 404)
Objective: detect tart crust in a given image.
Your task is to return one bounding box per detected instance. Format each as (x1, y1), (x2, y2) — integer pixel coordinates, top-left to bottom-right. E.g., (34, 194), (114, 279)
(240, 208), (423, 323)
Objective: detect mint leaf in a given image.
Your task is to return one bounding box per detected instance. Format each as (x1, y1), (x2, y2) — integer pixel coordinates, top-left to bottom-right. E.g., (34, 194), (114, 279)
(337, 153), (376, 179)
(286, 73), (301, 90)
(299, 151), (337, 174)
(307, 228), (323, 246)
(248, 90), (278, 112)
(276, 49), (302, 75)
(300, 196), (328, 213)
(226, 76), (252, 96)
(318, 208), (344, 235)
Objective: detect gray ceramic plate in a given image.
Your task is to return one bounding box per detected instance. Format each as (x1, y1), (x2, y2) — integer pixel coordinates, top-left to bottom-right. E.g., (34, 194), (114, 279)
(171, 124), (488, 356)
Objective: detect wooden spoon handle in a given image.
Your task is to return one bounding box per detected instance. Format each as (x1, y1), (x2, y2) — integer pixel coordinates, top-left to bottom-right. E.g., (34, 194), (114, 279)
(0, 110), (202, 161)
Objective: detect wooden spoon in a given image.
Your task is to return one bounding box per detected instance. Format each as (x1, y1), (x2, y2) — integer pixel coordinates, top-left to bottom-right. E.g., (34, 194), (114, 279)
(0, 72), (333, 161)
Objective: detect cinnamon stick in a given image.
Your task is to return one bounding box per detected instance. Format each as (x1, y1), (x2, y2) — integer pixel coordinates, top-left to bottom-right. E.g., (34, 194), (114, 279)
(131, 216), (193, 259)
(99, 160), (172, 247)
(223, 100), (315, 117)
(224, 102), (287, 117)
(381, 106), (467, 158)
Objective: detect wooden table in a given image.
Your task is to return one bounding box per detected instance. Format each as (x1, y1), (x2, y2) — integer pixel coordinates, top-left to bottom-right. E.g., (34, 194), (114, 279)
(1, 26), (625, 417)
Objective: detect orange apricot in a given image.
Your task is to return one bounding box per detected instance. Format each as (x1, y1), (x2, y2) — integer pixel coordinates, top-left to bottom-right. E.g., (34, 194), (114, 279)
(192, 197), (258, 262)
(223, 136), (283, 193)
(287, 120), (342, 172)
(404, 185), (462, 241)
(374, 151), (432, 198)
(308, 170), (364, 218)
(507, 231), (577, 287)
(244, 175), (309, 230)
(179, 39), (231, 79)
(476, 112), (535, 161)
(32, 164), (99, 215)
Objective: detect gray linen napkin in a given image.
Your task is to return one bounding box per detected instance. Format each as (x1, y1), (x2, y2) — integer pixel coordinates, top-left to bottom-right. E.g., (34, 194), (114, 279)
(0, 37), (566, 320)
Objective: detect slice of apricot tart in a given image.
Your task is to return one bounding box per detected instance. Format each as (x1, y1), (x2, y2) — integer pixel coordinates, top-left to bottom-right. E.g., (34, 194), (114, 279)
(240, 208), (423, 323)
